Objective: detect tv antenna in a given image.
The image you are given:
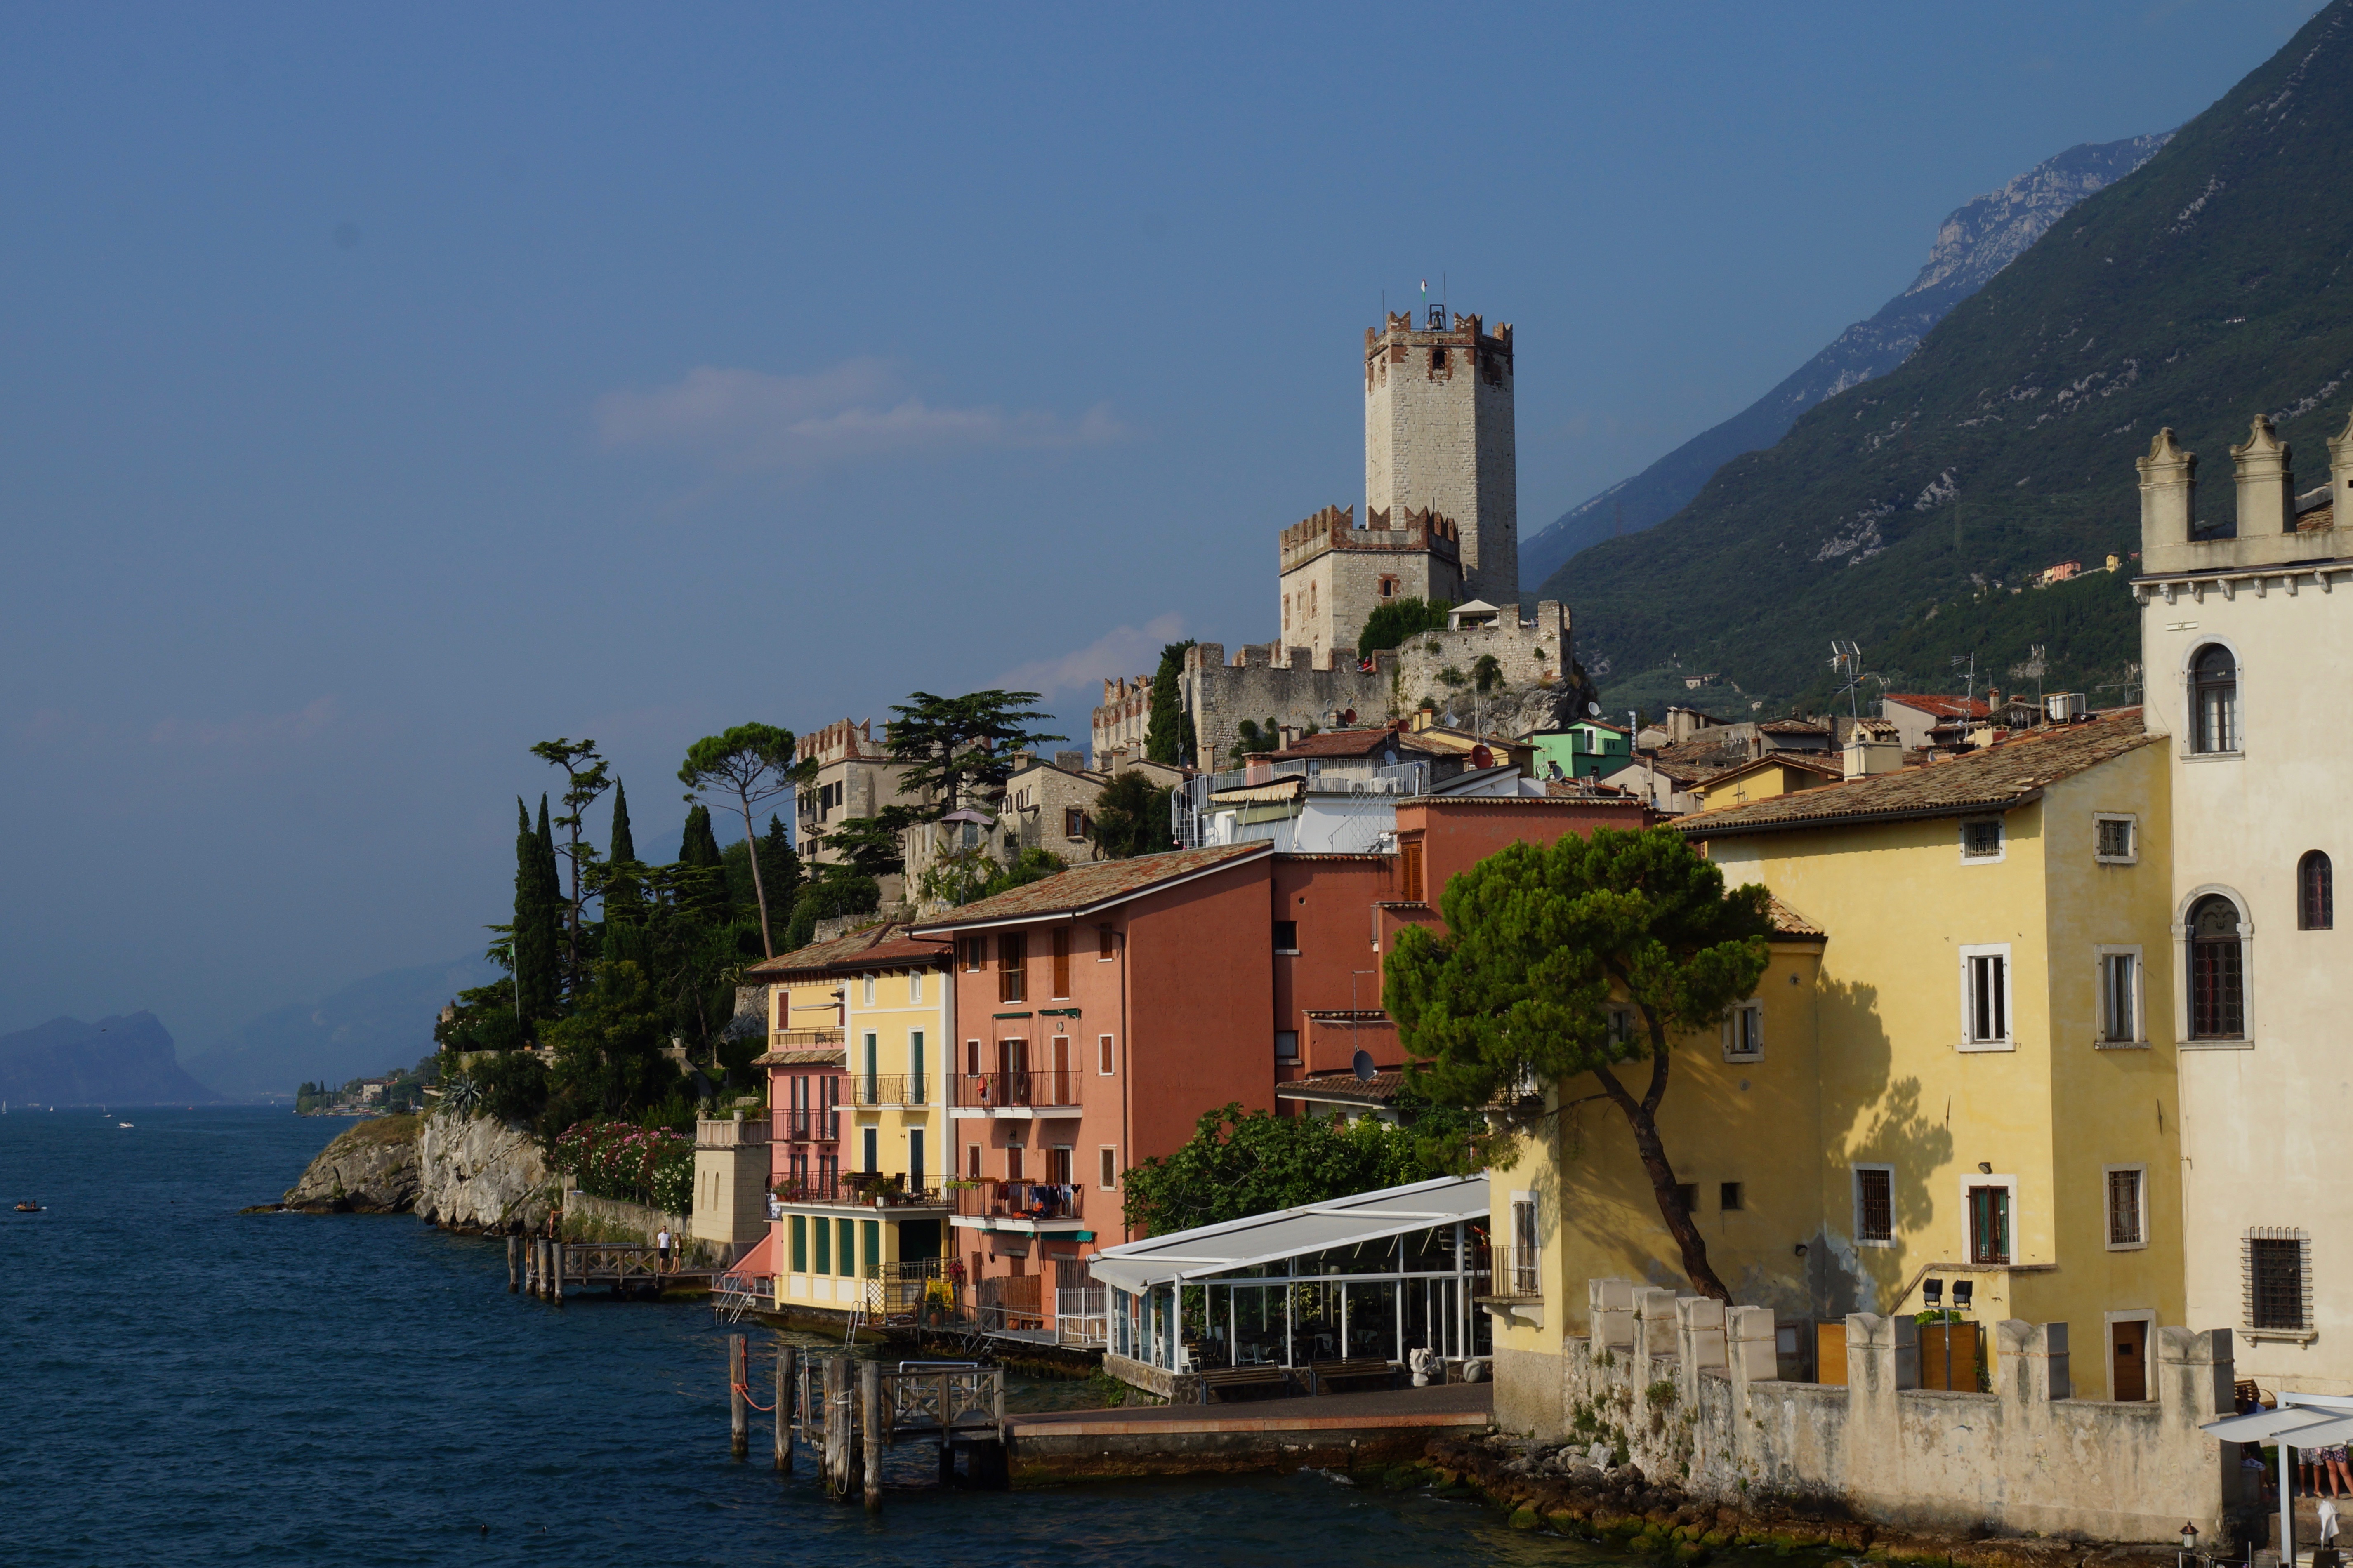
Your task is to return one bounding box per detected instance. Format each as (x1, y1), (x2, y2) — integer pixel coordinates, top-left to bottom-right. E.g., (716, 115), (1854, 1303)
(1829, 640), (1865, 718)
(1950, 652), (1978, 713)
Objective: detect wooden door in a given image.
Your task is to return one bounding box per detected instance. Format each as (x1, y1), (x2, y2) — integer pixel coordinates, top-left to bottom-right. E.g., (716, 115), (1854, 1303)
(1816, 1321), (1848, 1387)
(1919, 1323), (1983, 1390)
(2112, 1319), (2149, 1401)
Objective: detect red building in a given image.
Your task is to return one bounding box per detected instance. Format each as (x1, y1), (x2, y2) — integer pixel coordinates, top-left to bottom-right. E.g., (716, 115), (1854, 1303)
(910, 793), (1653, 1336)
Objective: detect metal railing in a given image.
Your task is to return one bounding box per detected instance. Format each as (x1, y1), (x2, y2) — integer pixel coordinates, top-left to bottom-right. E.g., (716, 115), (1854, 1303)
(773, 1109), (841, 1142)
(1056, 1285), (1108, 1347)
(1480, 1246), (1540, 1302)
(771, 1171), (949, 1209)
(953, 1070), (1080, 1110)
(847, 1074), (928, 1108)
(952, 1177), (1083, 1222)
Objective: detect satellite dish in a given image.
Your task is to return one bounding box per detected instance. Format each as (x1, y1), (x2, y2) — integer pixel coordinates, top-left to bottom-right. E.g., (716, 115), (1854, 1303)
(1352, 1049), (1377, 1083)
(1586, 701), (1601, 717)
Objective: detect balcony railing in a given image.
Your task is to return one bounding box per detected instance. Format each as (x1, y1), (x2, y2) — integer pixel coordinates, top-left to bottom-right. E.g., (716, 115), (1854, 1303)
(1056, 1285), (1108, 1347)
(1479, 1246), (1539, 1302)
(952, 1177), (1083, 1222)
(696, 1115), (771, 1148)
(847, 1073), (929, 1108)
(771, 1170), (948, 1210)
(953, 1070), (1082, 1110)
(772, 1109), (841, 1143)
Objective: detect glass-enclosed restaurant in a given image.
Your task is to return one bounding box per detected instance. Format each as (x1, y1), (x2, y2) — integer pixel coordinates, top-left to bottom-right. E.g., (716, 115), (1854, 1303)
(1089, 1175), (1493, 1373)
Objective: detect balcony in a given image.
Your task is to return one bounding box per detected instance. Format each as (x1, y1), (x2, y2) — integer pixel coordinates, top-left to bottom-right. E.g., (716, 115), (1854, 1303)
(773, 1109), (842, 1143)
(696, 1114), (771, 1149)
(951, 1177), (1084, 1226)
(950, 1070), (1082, 1117)
(847, 1073), (930, 1109)
(1474, 1246), (1537, 1303)
(771, 1170), (950, 1211)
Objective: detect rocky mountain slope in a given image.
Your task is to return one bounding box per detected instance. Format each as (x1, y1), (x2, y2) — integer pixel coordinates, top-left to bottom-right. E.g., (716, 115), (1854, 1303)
(1519, 134), (2169, 592)
(271, 1110), (552, 1231)
(0, 1013), (219, 1106)
(182, 954), (499, 1101)
(1544, 1), (2353, 703)
(277, 1114), (422, 1213)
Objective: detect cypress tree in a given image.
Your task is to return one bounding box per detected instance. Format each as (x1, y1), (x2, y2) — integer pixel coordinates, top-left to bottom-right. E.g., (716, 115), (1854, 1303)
(1145, 640), (1196, 766)
(604, 781), (643, 922)
(679, 804), (727, 921)
(757, 814), (801, 916)
(609, 780), (637, 865)
(513, 798), (562, 1024)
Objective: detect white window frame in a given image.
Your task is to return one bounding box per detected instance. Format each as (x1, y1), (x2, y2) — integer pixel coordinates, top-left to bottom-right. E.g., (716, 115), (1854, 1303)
(2182, 636), (2247, 763)
(2243, 1227), (2316, 1341)
(1853, 1163), (1896, 1248)
(2094, 945), (2146, 1048)
(862, 973), (877, 1006)
(1957, 944), (2016, 1052)
(908, 969), (923, 1005)
(1721, 1001), (1764, 1062)
(1607, 1007), (1636, 1049)
(1959, 1172), (2021, 1265)
(2093, 812), (2139, 865)
(2103, 1163), (2149, 1250)
(1099, 1146), (1118, 1190)
(1958, 817), (2007, 865)
(2175, 884), (2256, 1050)
(1097, 1033), (1115, 1075)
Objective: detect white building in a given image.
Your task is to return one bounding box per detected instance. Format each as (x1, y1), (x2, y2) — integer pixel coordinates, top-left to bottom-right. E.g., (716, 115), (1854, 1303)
(2134, 410), (2353, 1390)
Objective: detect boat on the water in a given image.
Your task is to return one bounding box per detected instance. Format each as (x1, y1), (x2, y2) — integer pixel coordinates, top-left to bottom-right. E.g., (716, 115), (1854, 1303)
(14, 1201), (42, 1213)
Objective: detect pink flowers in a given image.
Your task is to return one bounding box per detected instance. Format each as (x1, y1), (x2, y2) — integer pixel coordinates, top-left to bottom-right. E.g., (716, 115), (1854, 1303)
(549, 1121), (694, 1213)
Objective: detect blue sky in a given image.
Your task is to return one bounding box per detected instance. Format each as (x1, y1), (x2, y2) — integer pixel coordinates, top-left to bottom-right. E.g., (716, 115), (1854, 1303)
(0, 1), (2314, 1049)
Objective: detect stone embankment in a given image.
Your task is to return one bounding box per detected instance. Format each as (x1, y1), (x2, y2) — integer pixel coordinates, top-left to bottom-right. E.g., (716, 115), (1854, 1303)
(265, 1111), (553, 1232)
(1420, 1434), (2179, 1568)
(276, 1114), (422, 1213)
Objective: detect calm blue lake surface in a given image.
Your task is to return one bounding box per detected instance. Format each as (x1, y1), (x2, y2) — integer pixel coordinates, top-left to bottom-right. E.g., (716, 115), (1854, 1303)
(0, 1105), (1622, 1566)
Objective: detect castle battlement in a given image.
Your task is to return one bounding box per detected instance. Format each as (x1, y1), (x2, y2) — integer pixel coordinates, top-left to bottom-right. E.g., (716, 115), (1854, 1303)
(1277, 503), (1462, 574)
(802, 717), (888, 766)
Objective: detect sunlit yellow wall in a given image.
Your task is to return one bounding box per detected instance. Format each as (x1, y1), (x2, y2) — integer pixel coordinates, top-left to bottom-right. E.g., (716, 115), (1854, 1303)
(842, 959), (951, 1201)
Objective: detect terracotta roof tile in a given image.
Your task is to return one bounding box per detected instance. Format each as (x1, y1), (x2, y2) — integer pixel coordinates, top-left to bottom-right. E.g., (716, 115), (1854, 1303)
(1766, 895), (1825, 937)
(1678, 710), (2152, 839)
(1264, 727), (1401, 760)
(743, 923), (910, 979)
(910, 842), (1271, 930)
(1881, 693), (1991, 720)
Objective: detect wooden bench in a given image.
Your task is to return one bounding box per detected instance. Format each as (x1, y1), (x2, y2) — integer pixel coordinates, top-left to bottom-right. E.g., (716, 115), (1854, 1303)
(1307, 1358), (1398, 1396)
(1196, 1364), (1290, 1403)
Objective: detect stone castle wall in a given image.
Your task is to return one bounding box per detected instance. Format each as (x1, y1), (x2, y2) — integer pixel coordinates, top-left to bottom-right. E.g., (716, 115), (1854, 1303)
(1365, 311), (1516, 604)
(1278, 503), (1465, 667)
(1090, 674), (1152, 767)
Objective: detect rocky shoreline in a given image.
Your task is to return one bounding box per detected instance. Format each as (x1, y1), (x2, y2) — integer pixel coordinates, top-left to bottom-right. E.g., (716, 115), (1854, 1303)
(253, 1110), (552, 1233)
(1417, 1433), (2183, 1568)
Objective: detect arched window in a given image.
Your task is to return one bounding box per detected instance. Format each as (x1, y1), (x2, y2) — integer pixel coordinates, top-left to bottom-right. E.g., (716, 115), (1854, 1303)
(2301, 852), (2334, 930)
(2188, 895), (2246, 1039)
(2192, 645), (2239, 754)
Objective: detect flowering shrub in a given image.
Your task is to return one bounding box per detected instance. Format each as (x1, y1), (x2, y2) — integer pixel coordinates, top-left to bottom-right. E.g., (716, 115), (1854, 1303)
(547, 1121), (694, 1215)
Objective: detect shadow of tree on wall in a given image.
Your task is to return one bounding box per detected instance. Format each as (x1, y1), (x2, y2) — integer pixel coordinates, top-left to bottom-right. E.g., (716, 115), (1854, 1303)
(1808, 975), (1952, 1318)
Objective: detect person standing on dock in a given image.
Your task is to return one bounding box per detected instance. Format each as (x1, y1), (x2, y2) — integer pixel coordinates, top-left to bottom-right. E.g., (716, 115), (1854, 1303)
(656, 1227), (672, 1274)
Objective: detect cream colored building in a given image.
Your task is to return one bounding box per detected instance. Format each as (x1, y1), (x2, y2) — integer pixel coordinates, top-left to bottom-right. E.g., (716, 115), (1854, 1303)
(1487, 715), (2186, 1434)
(2134, 410), (2353, 1391)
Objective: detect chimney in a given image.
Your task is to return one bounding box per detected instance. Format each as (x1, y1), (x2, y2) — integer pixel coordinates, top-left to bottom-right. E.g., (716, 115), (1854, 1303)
(2233, 414), (2294, 536)
(2137, 428), (2196, 552)
(1843, 737), (1902, 779)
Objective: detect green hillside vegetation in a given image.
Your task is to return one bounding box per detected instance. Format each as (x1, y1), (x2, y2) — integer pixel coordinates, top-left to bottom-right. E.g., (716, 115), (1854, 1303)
(1553, 1), (2353, 707)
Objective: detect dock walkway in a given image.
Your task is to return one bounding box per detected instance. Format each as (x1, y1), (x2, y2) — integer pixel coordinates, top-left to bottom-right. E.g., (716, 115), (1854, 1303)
(1003, 1381), (1491, 1483)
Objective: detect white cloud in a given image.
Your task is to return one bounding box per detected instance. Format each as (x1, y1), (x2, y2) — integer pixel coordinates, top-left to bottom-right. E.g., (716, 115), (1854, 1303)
(148, 697), (338, 750)
(594, 359), (1123, 471)
(995, 613), (1188, 699)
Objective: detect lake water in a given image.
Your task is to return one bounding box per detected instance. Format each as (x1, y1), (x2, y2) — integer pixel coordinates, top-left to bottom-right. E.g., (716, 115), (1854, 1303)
(0, 1104), (1642, 1566)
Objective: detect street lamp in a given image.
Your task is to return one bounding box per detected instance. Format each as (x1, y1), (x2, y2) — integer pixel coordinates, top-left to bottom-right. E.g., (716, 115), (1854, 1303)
(2177, 1521), (2199, 1568)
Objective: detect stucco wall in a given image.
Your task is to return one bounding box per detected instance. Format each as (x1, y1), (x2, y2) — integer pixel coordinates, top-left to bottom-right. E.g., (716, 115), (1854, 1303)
(1520, 1284), (2233, 1543)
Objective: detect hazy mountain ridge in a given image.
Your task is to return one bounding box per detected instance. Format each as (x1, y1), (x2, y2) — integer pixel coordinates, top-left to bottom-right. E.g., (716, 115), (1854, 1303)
(181, 955), (501, 1100)
(1522, 134), (2170, 590)
(1542, 0), (2353, 702)
(0, 1013), (219, 1107)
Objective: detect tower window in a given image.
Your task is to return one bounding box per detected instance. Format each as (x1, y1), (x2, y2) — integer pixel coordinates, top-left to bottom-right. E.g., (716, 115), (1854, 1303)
(2301, 851), (2333, 930)
(2188, 895), (2245, 1039)
(1430, 346), (1448, 372)
(2192, 644), (2238, 754)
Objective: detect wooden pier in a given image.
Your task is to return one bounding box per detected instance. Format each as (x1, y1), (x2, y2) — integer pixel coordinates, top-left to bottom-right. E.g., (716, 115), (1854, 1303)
(511, 1237), (726, 1303)
(724, 1334), (1009, 1509)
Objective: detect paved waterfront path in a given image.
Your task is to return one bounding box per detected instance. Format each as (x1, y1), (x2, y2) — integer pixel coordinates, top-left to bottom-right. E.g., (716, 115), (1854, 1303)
(1008, 1381), (1492, 1434)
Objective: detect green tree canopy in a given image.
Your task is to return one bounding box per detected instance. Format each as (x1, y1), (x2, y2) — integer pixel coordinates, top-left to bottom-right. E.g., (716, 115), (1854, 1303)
(530, 738), (612, 994)
(677, 804), (727, 923)
(1120, 1099), (1479, 1236)
(1228, 716), (1282, 763)
(512, 797), (563, 1025)
(679, 722), (798, 958)
(884, 690), (1063, 814)
(1357, 596), (1452, 657)
(1383, 826), (1773, 1299)
(603, 781), (642, 921)
(1144, 640), (1195, 766)
(825, 810), (912, 878)
(1088, 770), (1175, 859)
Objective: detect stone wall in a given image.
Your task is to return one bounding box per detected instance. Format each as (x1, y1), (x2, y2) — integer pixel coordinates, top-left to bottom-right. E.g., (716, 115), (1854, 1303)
(1091, 675), (1153, 766)
(1508, 1280), (2234, 1544)
(1364, 311), (1516, 604)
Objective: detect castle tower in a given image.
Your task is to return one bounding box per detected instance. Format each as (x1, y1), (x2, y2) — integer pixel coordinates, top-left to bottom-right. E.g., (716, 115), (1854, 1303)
(1364, 306), (1517, 605)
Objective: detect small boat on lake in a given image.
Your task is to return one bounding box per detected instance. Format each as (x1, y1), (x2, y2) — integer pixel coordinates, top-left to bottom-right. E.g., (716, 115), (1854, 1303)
(14, 1201), (42, 1213)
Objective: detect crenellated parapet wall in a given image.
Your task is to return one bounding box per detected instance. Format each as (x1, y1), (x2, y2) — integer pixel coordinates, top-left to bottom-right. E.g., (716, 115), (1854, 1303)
(1511, 1278), (2235, 1544)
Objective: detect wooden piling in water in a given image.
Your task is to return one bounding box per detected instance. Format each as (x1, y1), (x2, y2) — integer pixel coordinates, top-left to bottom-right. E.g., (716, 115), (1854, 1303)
(728, 1334), (748, 1458)
(775, 1344), (795, 1473)
(861, 1360), (883, 1513)
(507, 1236), (519, 1293)
(530, 1238), (544, 1297)
(551, 1242), (564, 1307)
(826, 1356), (849, 1499)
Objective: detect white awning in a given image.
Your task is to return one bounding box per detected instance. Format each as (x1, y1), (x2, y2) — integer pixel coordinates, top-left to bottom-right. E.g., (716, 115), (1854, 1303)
(1088, 1174), (1487, 1295)
(2201, 1408), (2345, 1443)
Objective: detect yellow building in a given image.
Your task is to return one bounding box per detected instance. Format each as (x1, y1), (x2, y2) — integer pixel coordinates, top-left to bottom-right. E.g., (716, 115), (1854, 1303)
(1489, 711), (2183, 1434)
(1691, 750), (1845, 811)
(745, 924), (955, 1327)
